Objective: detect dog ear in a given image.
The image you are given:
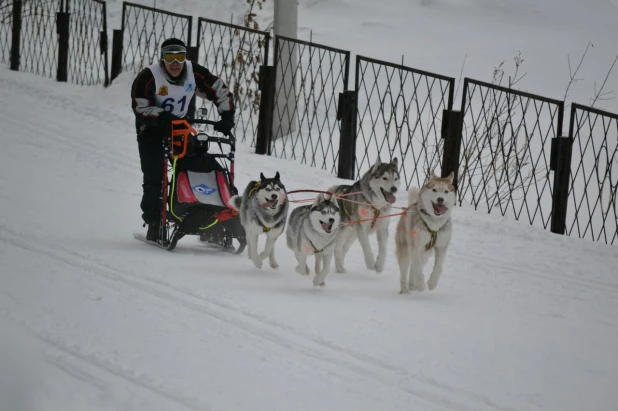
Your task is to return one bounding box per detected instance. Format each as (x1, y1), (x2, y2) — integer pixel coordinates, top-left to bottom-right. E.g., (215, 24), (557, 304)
(314, 192), (325, 205)
(260, 172), (266, 182)
(375, 154), (382, 165)
(275, 171), (280, 181)
(391, 157), (398, 167)
(446, 171), (454, 184)
(430, 169), (439, 180)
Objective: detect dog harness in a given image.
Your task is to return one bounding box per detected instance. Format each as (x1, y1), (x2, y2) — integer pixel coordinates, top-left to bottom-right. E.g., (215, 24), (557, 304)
(342, 203), (380, 228)
(307, 236), (337, 254)
(420, 209), (438, 250)
(248, 181), (272, 232)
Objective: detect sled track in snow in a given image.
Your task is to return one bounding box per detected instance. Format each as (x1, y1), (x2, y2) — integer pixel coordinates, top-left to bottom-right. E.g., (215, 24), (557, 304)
(0, 223), (518, 411)
(0, 302), (209, 411)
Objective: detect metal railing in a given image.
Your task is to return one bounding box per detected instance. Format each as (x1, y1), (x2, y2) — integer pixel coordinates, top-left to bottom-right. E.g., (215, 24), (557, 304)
(355, 55), (455, 187)
(19, 0), (59, 78)
(0, 0), (11, 64)
(269, 35), (350, 174)
(458, 78), (564, 230)
(121, 1), (191, 73)
(67, 0), (108, 86)
(196, 17), (270, 145)
(566, 103), (618, 245)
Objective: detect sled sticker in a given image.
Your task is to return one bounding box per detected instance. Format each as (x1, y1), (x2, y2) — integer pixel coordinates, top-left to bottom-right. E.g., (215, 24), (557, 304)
(187, 171), (226, 207)
(192, 184), (217, 196)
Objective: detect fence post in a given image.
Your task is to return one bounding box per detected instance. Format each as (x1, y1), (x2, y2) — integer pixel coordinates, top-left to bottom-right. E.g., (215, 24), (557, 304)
(337, 90), (358, 180)
(255, 65), (276, 155)
(110, 29), (123, 83)
(440, 109), (463, 188)
(550, 135), (573, 235)
(56, 11), (70, 82)
(10, 0), (22, 71)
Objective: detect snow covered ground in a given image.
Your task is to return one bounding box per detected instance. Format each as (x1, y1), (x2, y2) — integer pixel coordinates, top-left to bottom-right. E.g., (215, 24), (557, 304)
(2, 0), (618, 410)
(1, 63), (618, 410)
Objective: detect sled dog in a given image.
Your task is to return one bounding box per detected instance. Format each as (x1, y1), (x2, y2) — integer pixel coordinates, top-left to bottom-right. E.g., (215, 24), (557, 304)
(395, 171), (455, 293)
(286, 193), (341, 287)
(328, 156), (400, 273)
(231, 172), (289, 269)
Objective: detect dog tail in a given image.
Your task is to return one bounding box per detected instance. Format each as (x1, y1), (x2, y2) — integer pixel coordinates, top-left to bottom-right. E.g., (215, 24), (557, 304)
(230, 195), (242, 211)
(407, 187), (420, 207)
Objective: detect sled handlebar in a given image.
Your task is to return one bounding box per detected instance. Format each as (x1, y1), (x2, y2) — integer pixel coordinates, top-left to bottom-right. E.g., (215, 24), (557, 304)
(170, 119), (235, 159)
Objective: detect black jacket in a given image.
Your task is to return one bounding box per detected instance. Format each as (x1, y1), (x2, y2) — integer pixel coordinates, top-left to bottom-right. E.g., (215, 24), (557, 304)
(131, 61), (234, 140)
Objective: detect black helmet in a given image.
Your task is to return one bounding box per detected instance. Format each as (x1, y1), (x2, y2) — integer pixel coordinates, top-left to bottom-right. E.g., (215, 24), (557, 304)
(160, 38), (186, 59)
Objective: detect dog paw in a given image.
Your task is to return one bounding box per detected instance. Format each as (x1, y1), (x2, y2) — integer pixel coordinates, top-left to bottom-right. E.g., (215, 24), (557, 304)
(313, 280), (326, 287)
(335, 266), (347, 274)
(295, 266), (310, 276)
(251, 257), (263, 269)
(364, 258), (376, 270)
(399, 286), (410, 294)
(269, 260), (279, 269)
(427, 279), (438, 291)
(374, 259), (385, 273)
(409, 282), (425, 292)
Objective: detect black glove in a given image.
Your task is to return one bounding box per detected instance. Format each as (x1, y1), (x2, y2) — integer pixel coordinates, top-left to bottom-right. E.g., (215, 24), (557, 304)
(214, 111), (235, 136)
(158, 110), (180, 126)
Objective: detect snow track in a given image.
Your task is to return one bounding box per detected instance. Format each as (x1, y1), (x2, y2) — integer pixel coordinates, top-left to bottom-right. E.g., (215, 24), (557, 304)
(2, 223), (518, 411)
(1, 64), (617, 411)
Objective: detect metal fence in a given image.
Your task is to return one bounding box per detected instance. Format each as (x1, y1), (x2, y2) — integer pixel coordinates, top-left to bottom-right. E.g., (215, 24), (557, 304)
(120, 1), (191, 74)
(355, 56), (455, 187)
(566, 103), (618, 245)
(196, 17), (270, 145)
(269, 35), (350, 174)
(0, 0), (11, 64)
(19, 0), (59, 78)
(458, 78), (565, 230)
(67, 0), (109, 85)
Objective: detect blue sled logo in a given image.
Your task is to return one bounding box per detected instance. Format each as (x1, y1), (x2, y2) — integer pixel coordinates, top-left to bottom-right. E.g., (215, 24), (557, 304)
(192, 184), (217, 196)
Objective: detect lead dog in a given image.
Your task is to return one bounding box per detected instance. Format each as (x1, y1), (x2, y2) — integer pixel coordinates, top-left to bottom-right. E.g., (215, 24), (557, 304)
(395, 171), (455, 293)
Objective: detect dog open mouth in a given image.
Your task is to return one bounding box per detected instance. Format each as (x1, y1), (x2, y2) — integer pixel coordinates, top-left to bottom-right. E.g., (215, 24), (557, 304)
(320, 221), (333, 233)
(261, 198), (279, 209)
(380, 188), (396, 204)
(432, 202), (449, 216)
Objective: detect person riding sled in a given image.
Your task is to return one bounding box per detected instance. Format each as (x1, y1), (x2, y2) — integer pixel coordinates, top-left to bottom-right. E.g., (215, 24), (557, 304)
(130, 38), (235, 241)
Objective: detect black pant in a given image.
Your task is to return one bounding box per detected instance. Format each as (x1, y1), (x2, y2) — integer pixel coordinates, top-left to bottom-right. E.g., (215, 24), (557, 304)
(138, 138), (225, 224)
(138, 139), (165, 225)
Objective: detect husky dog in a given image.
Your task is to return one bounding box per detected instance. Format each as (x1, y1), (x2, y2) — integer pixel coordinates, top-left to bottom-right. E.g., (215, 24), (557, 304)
(231, 172), (289, 269)
(395, 171), (456, 294)
(286, 193), (341, 287)
(328, 156), (400, 273)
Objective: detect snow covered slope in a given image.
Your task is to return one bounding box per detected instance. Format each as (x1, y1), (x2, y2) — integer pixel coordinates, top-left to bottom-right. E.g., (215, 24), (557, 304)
(108, 0), (618, 113)
(1, 64), (618, 411)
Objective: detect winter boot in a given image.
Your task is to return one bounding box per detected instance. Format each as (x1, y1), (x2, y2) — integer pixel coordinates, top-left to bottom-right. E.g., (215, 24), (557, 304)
(146, 222), (160, 241)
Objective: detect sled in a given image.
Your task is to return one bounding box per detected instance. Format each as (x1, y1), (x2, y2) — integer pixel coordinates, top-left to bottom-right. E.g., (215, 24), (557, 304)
(137, 112), (246, 254)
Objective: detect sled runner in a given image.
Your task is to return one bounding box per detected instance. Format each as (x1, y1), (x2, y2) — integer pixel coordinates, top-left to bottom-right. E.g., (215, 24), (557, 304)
(138, 112), (246, 254)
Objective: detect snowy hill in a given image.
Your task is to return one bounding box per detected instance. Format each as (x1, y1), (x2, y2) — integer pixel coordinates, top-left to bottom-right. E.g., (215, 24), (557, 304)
(109, 0), (618, 113)
(1, 0), (618, 410)
(1, 66), (617, 411)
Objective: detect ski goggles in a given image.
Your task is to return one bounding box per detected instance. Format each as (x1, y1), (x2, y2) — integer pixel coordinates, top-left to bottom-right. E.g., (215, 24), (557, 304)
(162, 52), (187, 64)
